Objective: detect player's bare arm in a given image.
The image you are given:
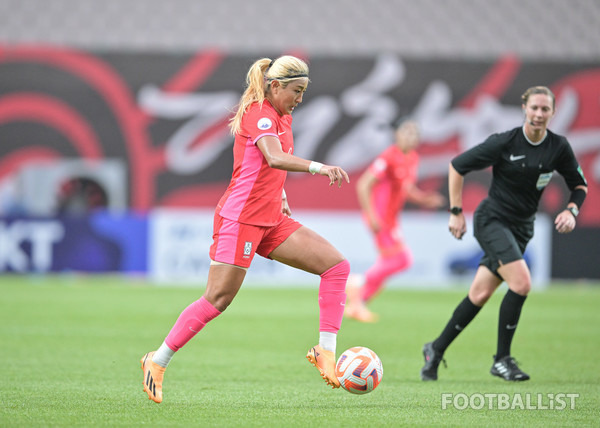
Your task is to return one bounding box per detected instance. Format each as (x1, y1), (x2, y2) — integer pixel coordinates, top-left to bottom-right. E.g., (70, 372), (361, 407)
(257, 135), (349, 187)
(448, 163), (466, 240)
(356, 169), (381, 231)
(405, 183), (446, 209)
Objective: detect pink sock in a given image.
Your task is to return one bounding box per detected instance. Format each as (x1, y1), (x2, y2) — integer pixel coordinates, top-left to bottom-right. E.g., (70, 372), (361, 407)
(361, 249), (412, 302)
(164, 296), (222, 351)
(318, 259), (350, 333)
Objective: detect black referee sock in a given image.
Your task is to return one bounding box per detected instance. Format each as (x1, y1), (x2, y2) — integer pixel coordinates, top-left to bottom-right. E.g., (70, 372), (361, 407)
(496, 289), (527, 360)
(432, 296), (482, 353)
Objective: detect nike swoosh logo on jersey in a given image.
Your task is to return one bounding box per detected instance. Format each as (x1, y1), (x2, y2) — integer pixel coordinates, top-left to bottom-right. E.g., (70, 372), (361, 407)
(278, 131), (286, 135)
(510, 154), (526, 161)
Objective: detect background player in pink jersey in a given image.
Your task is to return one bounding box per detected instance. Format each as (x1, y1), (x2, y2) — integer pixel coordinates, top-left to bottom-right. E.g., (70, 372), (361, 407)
(345, 119), (445, 322)
(140, 55), (352, 403)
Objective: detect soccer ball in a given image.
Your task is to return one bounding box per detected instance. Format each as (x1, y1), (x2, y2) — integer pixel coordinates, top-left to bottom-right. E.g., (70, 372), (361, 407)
(335, 346), (383, 394)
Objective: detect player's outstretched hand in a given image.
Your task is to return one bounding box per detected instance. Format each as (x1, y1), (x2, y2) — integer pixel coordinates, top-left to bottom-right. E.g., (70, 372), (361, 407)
(281, 197), (292, 217)
(448, 213), (467, 240)
(318, 165), (350, 188)
(555, 209), (576, 234)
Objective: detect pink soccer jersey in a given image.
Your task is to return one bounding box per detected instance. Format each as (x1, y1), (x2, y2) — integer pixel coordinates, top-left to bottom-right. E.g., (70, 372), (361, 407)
(368, 146), (419, 229)
(216, 101), (293, 226)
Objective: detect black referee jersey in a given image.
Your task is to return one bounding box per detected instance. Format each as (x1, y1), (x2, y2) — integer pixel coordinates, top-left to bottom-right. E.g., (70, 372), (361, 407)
(451, 126), (587, 220)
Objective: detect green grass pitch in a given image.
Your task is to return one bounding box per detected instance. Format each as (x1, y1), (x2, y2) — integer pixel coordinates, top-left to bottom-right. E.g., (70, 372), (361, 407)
(1, 275), (599, 427)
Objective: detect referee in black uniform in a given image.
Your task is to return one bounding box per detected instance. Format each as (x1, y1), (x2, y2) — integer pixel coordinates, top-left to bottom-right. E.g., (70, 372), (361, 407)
(421, 86), (588, 381)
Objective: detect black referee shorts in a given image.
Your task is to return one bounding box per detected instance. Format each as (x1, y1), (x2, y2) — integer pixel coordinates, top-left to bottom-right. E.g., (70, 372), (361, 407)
(473, 199), (534, 278)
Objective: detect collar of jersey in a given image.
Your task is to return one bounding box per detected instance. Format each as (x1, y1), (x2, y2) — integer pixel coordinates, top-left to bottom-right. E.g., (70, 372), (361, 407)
(522, 125), (547, 146)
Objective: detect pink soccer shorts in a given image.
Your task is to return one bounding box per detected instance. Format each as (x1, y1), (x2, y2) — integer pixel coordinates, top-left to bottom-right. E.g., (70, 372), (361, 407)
(209, 214), (302, 268)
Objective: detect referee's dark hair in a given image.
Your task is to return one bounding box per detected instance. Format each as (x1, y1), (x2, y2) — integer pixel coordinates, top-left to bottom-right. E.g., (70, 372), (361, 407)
(521, 86), (555, 110)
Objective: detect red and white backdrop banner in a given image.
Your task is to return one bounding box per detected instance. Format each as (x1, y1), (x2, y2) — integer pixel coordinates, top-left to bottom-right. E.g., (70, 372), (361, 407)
(1, 46), (598, 220)
(2, 46), (599, 280)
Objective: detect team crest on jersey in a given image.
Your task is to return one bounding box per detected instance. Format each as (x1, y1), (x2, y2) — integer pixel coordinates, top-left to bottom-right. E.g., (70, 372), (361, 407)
(536, 172), (553, 190)
(257, 118), (272, 130)
(243, 241), (253, 256)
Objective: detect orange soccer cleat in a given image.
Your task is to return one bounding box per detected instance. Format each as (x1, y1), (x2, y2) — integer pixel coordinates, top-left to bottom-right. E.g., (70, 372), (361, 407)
(140, 351), (166, 403)
(344, 301), (380, 323)
(344, 274), (379, 323)
(306, 345), (340, 389)
(344, 291), (379, 323)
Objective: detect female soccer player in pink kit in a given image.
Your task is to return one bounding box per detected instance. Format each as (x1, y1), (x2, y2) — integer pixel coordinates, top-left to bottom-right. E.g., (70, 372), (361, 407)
(345, 119), (444, 322)
(141, 55), (351, 403)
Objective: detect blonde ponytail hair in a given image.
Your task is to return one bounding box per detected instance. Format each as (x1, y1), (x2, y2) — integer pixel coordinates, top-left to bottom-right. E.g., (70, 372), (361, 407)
(229, 55), (309, 135)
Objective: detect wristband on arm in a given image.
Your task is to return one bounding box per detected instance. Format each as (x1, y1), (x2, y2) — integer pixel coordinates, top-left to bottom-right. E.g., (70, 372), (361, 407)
(568, 188), (586, 209)
(309, 161), (323, 175)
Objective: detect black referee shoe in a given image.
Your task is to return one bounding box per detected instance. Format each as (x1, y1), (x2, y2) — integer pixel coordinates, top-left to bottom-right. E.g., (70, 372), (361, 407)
(490, 355), (530, 381)
(420, 342), (446, 381)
